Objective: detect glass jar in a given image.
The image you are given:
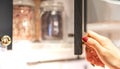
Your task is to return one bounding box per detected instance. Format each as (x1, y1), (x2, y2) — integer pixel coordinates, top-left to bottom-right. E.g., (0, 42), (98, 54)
(40, 1), (64, 41)
(13, 0), (35, 41)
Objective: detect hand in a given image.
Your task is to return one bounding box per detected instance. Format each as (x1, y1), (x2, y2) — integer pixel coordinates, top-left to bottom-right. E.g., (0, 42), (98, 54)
(85, 45), (104, 67)
(82, 31), (120, 69)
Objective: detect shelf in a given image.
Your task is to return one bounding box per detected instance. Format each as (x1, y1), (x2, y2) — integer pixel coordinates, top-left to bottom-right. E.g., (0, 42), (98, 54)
(103, 0), (120, 5)
(88, 22), (120, 32)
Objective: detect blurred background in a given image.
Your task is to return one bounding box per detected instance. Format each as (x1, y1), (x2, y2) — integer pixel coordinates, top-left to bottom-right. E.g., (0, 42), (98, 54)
(1, 0), (120, 69)
(87, 0), (120, 48)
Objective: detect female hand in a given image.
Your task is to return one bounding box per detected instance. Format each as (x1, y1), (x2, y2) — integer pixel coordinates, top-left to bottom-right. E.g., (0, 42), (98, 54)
(82, 31), (120, 69)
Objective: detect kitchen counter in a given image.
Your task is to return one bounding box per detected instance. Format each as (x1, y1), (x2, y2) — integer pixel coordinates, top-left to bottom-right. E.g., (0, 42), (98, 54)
(0, 41), (86, 69)
(0, 50), (106, 69)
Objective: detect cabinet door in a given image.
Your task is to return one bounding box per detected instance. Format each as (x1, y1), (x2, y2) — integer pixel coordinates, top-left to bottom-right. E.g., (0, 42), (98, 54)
(0, 0), (12, 50)
(74, 0), (82, 55)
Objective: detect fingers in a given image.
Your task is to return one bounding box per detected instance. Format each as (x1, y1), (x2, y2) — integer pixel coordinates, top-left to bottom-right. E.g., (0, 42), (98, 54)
(82, 36), (105, 52)
(85, 45), (105, 67)
(87, 30), (111, 46)
(83, 37), (105, 67)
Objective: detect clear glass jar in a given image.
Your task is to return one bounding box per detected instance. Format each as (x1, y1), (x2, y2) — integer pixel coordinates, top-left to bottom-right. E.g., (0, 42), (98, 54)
(40, 1), (64, 41)
(13, 0), (35, 41)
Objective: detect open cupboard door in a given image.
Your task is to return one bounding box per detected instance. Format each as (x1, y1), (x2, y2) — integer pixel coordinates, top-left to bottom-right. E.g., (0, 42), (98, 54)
(0, 0), (12, 50)
(74, 0), (87, 55)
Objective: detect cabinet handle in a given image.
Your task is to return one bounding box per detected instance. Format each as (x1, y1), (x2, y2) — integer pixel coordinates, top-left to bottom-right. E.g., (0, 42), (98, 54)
(1, 35), (11, 48)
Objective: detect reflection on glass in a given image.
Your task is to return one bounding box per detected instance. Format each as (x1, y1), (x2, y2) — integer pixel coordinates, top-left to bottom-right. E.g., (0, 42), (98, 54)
(40, 1), (64, 40)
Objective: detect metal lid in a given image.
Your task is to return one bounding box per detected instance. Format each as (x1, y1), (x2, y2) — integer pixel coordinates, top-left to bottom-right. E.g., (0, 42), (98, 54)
(13, 0), (35, 6)
(40, 1), (64, 11)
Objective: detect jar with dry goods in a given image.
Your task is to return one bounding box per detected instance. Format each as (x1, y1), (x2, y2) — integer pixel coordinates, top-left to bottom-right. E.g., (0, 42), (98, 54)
(40, 1), (64, 41)
(13, 0), (35, 41)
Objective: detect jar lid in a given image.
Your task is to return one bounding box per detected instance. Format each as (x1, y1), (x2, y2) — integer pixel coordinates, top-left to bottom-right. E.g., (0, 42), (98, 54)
(13, 0), (35, 6)
(40, 1), (64, 11)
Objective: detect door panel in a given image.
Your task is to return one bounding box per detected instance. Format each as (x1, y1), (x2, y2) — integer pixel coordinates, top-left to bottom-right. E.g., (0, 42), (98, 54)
(0, 0), (12, 50)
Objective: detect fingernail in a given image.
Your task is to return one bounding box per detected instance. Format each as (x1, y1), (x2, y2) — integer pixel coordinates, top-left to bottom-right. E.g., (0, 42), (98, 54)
(82, 36), (88, 42)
